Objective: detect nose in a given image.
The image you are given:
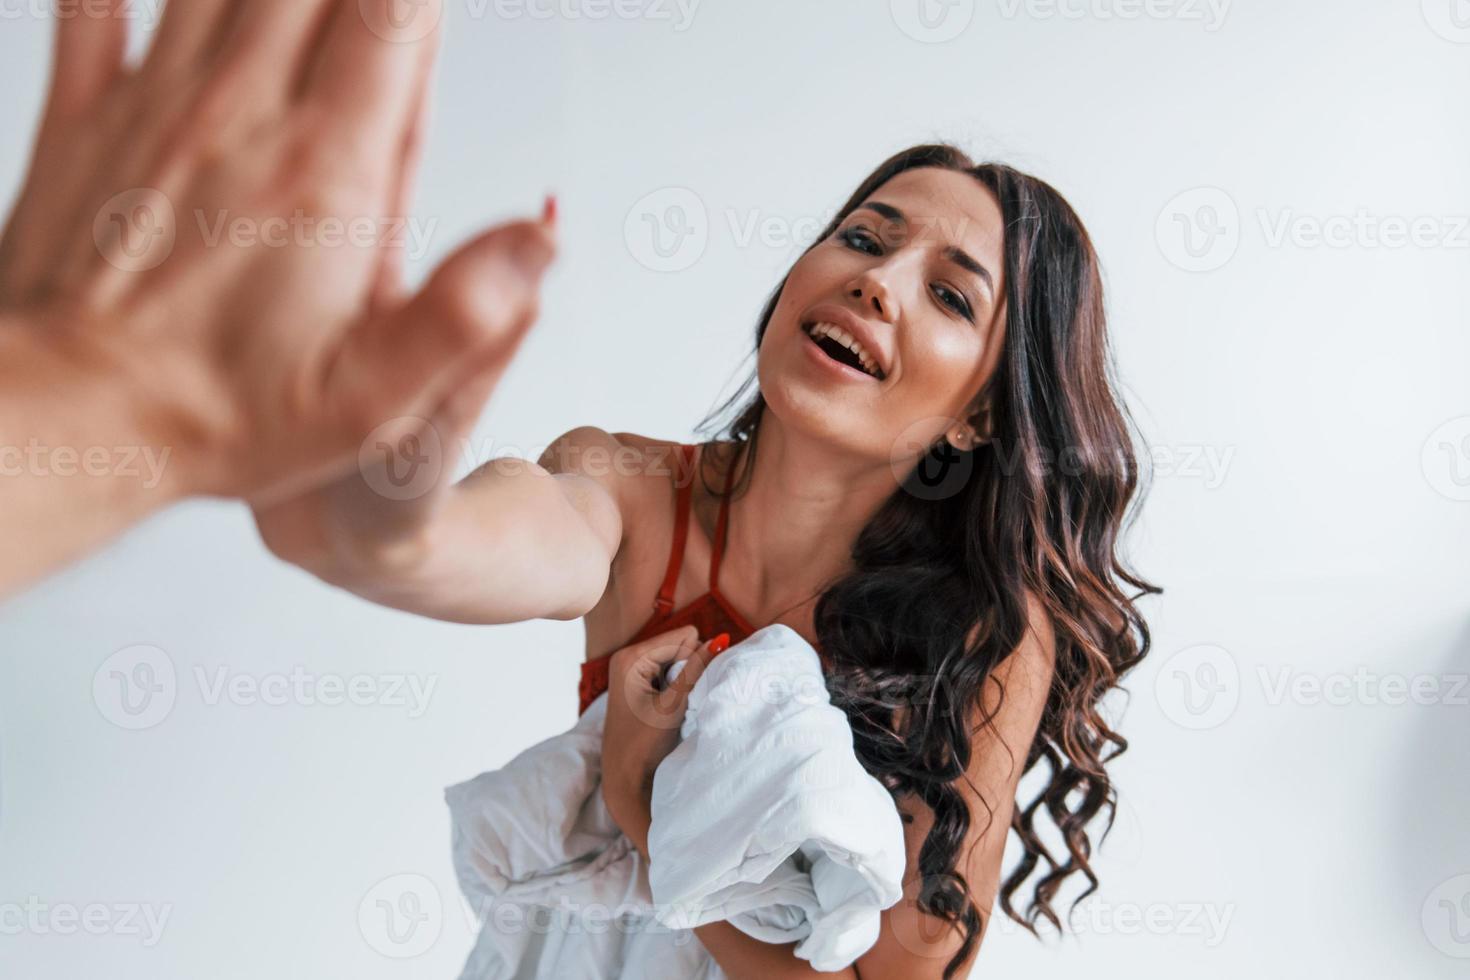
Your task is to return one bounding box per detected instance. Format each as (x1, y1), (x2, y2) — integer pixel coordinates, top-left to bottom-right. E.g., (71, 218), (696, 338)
(847, 269), (898, 324)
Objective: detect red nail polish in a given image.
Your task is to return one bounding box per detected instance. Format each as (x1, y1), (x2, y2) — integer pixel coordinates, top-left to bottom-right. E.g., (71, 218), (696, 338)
(542, 193), (558, 227)
(707, 633), (730, 654)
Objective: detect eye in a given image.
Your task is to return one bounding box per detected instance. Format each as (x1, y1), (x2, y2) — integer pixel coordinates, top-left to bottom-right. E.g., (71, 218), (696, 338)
(839, 224), (975, 322)
(933, 283), (973, 321)
(838, 226), (882, 255)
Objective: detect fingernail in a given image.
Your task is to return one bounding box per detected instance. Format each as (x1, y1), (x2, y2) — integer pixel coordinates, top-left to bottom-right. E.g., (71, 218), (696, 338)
(542, 193), (558, 228)
(707, 633), (730, 654)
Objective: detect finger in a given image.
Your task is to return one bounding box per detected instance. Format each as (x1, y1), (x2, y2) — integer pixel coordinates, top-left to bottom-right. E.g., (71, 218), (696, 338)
(612, 625), (698, 684)
(327, 217), (557, 433)
(668, 634), (726, 698)
(205, 0), (339, 106)
(421, 345), (504, 442)
(370, 33), (437, 316)
(653, 640), (715, 719)
(638, 626), (702, 669)
(46, 0), (128, 120)
(628, 628), (703, 692)
(303, 0), (445, 148)
(142, 0), (236, 80)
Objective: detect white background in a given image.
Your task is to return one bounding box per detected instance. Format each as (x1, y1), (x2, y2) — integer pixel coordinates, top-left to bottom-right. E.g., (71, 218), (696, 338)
(2, 1), (1468, 977)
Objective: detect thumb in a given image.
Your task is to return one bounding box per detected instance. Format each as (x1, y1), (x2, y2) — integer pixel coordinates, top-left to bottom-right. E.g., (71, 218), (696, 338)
(330, 218), (557, 434)
(668, 633), (729, 700)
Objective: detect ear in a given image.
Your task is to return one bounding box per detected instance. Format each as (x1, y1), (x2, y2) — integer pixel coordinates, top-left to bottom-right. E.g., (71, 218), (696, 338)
(945, 402), (992, 451)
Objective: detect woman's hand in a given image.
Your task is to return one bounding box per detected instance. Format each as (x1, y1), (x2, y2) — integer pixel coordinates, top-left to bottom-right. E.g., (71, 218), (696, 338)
(250, 206), (558, 574)
(0, 0), (556, 508)
(601, 626), (729, 857)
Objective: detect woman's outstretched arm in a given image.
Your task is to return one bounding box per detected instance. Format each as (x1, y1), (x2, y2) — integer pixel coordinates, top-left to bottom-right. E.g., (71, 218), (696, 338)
(0, 0), (557, 602)
(254, 425), (627, 625)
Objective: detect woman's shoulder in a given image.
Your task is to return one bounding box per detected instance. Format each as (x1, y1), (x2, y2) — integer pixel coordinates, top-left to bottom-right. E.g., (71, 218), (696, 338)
(535, 427), (717, 516)
(536, 426), (663, 473)
(541, 430), (716, 657)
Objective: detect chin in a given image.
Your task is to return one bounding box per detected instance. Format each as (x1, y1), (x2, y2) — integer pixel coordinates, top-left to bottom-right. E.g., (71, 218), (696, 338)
(755, 354), (888, 457)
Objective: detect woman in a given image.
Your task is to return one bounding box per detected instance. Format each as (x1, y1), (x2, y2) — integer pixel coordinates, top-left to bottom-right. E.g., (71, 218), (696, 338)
(254, 143), (1157, 979)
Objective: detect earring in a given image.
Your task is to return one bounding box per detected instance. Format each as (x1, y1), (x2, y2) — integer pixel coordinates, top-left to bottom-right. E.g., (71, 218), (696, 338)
(946, 428), (981, 451)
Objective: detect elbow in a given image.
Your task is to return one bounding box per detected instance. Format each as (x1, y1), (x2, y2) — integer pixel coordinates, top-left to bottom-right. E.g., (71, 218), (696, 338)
(543, 549), (612, 621)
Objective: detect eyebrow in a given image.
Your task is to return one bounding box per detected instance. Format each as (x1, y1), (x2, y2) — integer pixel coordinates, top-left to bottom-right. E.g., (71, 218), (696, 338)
(857, 201), (995, 296)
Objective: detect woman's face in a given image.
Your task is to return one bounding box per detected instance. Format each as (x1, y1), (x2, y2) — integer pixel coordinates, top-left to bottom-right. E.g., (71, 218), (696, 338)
(758, 166), (1008, 464)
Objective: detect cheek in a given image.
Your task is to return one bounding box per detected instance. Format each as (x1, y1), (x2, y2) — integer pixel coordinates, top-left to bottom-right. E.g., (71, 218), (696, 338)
(767, 263), (820, 329)
(905, 324), (989, 395)
(782, 247), (856, 302)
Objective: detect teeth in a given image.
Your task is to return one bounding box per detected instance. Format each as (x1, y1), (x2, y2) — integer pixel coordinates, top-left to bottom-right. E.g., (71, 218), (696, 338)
(807, 322), (881, 378)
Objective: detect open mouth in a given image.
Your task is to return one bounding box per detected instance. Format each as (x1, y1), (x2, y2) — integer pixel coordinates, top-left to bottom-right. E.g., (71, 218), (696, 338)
(801, 321), (886, 381)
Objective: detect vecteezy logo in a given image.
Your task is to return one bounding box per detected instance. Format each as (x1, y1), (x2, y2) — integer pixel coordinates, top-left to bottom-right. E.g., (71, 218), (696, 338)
(1155, 187), (1240, 272)
(358, 873), (443, 958)
(1421, 416), (1470, 502)
(1153, 643), (1239, 730)
(93, 189), (177, 273)
(93, 645), (178, 730)
(890, 0), (975, 43)
(358, 417), (445, 501)
(1423, 873), (1470, 957)
(889, 417), (975, 501)
(624, 188), (709, 273)
(1422, 0), (1470, 42)
(359, 0), (442, 43)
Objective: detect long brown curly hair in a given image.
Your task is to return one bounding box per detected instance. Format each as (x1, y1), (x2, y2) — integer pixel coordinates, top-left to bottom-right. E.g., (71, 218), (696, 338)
(691, 144), (1158, 977)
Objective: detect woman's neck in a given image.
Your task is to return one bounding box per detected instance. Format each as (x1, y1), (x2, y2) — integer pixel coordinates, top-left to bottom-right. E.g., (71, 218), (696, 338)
(713, 415), (899, 623)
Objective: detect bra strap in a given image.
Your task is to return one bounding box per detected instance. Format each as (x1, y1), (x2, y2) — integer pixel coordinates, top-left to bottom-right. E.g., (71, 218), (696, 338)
(653, 443), (697, 616)
(708, 443), (739, 592)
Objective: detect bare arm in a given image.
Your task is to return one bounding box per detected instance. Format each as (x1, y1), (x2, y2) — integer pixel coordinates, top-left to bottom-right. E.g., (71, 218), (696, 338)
(853, 600), (1057, 978)
(0, 316), (190, 597)
(254, 426), (628, 625)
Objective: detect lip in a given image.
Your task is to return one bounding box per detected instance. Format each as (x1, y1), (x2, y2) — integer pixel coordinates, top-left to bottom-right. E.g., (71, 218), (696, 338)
(802, 327), (881, 384)
(801, 304), (893, 380)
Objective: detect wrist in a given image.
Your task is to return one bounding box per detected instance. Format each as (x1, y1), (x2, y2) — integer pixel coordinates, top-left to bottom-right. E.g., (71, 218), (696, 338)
(6, 305), (227, 504)
(0, 308), (203, 510)
(604, 779), (653, 857)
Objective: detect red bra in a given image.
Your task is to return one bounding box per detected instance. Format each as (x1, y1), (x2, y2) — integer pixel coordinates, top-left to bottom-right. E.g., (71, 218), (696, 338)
(577, 442), (796, 715)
